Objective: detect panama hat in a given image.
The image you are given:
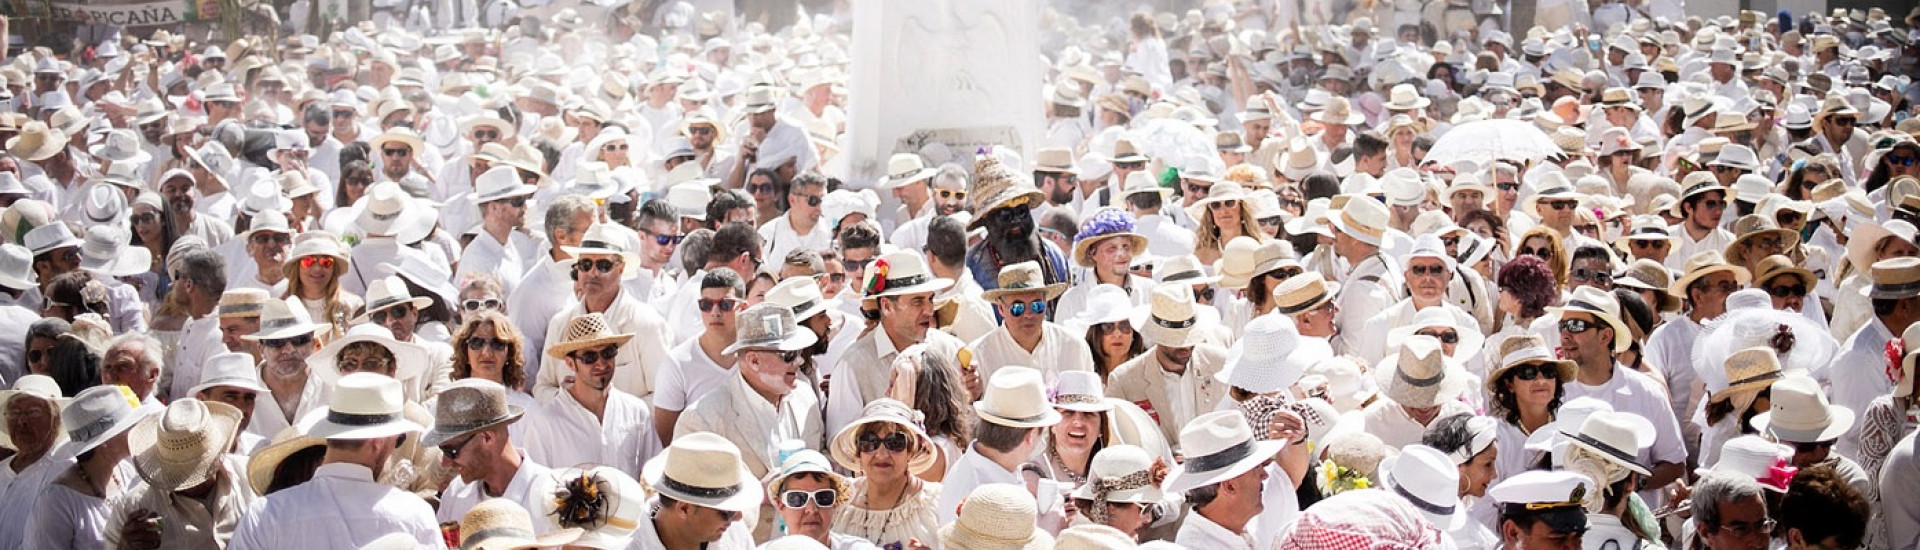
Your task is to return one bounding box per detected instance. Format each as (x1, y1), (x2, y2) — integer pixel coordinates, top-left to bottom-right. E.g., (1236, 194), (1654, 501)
(764, 276), (834, 323)
(1106, 139), (1148, 164)
(1749, 374), (1853, 444)
(89, 129), (152, 165)
(535, 466), (648, 548)
(1376, 335), (1471, 408)
(0, 243), (35, 291)
(545, 313), (635, 359)
(1561, 410), (1655, 475)
(1751, 254), (1815, 291)
(1133, 283), (1209, 349)
(974, 366), (1063, 429)
(1033, 147), (1075, 173)
(187, 352), (269, 396)
(1152, 255), (1220, 286)
(129, 399), (242, 492)
(459, 498), (583, 550)
(1668, 250), (1752, 301)
(6, 121), (65, 161)
(1051, 371), (1115, 414)
(724, 302), (819, 355)
(862, 250), (954, 298)
(354, 276), (434, 324)
(1387, 307), (1485, 362)
(1723, 215), (1799, 265)
(60, 384), (158, 457)
(241, 297), (326, 342)
(1486, 335), (1576, 392)
(1071, 208), (1149, 268)
(1221, 314), (1327, 393)
(458, 111), (513, 137)
(283, 232), (350, 276)
(828, 398), (939, 475)
(306, 373), (425, 440)
(1311, 96), (1365, 125)
(77, 225), (151, 279)
(940, 484), (1053, 550)
(1378, 444), (1467, 529)
(1547, 286), (1632, 353)
(1164, 410), (1286, 493)
(1705, 346), (1785, 414)
(1897, 323), (1920, 399)
(471, 166), (538, 204)
(352, 182), (423, 238)
(1064, 285), (1136, 334)
(1697, 435), (1793, 492)
(1272, 271), (1339, 316)
(308, 323), (431, 385)
(641, 432), (763, 512)
(1330, 194), (1390, 246)
(1383, 83), (1432, 111)
(1522, 173), (1582, 217)
(1069, 444), (1165, 521)
(426, 380), (526, 448)
(1866, 257), (1920, 300)
(1117, 171), (1171, 202)
(1845, 220), (1917, 279)
(368, 126), (427, 154)
(982, 261), (1067, 302)
(1277, 137), (1324, 181)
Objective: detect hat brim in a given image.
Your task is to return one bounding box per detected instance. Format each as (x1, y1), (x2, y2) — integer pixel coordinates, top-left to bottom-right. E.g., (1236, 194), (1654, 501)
(1378, 457), (1468, 531)
(1484, 358), (1578, 393)
(1072, 233), (1150, 268)
(1749, 406), (1855, 444)
(62, 402), (161, 458)
(879, 168), (937, 190)
(308, 333), (433, 383)
(1164, 439), (1286, 493)
(983, 282), (1067, 302)
(828, 415), (940, 475)
(246, 429), (325, 495)
(81, 247), (152, 279)
(305, 406), (426, 441)
(421, 406), (526, 447)
(1329, 214), (1383, 247)
(351, 296), (435, 324)
(1545, 305), (1633, 353)
(1667, 265), (1754, 304)
(1375, 357), (1472, 408)
(545, 333), (636, 359)
(467, 528), (585, 550)
(721, 329), (820, 355)
(974, 402), (1063, 429)
(243, 320), (326, 342)
(130, 403), (243, 491)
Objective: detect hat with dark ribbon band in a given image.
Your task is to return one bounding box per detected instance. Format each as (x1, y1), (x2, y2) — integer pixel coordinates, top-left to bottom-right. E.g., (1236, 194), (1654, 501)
(661, 475), (741, 499)
(1561, 431), (1648, 472)
(327, 410), (403, 426)
(788, 299), (818, 318)
(1726, 370), (1784, 388)
(1184, 439), (1255, 472)
(1398, 367), (1444, 388)
(1161, 269), (1205, 283)
(1276, 290), (1331, 315)
(1393, 481), (1457, 516)
(1151, 315), (1196, 330)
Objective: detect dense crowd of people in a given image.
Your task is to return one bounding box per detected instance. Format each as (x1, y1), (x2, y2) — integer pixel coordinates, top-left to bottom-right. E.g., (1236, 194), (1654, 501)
(0, 0), (1916, 548)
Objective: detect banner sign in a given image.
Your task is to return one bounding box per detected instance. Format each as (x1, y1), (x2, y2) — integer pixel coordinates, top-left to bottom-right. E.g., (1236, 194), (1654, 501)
(43, 1), (195, 26)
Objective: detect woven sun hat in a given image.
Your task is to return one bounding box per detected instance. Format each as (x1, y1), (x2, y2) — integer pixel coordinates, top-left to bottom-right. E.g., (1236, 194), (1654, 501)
(1375, 335), (1471, 409)
(828, 398), (938, 475)
(1845, 220), (1917, 281)
(283, 231), (349, 276)
(1385, 306), (1486, 363)
(1865, 257), (1920, 300)
(1749, 373), (1854, 444)
(1053, 525), (1136, 550)
(1071, 208), (1149, 268)
(545, 313), (635, 359)
(244, 426), (323, 496)
(967, 156), (1046, 231)
(1722, 215), (1800, 267)
(6, 121), (64, 161)
(1751, 254), (1815, 290)
(975, 366), (1063, 429)
(1547, 286), (1633, 354)
(60, 384), (157, 457)
(422, 378), (526, 447)
(863, 249), (954, 298)
(1153, 255), (1218, 287)
(1703, 346), (1784, 417)
(1696, 435), (1792, 492)
(1214, 237), (1294, 290)
(1272, 271), (1339, 317)
(640, 432), (763, 512)
(1220, 313), (1326, 394)
(534, 466), (648, 549)
(1164, 410), (1287, 493)
(1053, 370), (1116, 414)
(129, 398), (242, 492)
(305, 373), (425, 440)
(1311, 96), (1366, 125)
(1485, 335), (1576, 393)
(1561, 409), (1655, 475)
(1132, 282), (1209, 348)
(241, 297), (325, 342)
(1378, 444), (1468, 530)
(1329, 193), (1390, 246)
(724, 302), (819, 355)
(981, 260), (1066, 301)
(940, 484), (1053, 550)
(368, 126), (427, 155)
(458, 498), (583, 550)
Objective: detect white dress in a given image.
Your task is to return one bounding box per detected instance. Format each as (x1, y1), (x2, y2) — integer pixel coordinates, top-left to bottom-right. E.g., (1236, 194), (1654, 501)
(834, 480), (943, 550)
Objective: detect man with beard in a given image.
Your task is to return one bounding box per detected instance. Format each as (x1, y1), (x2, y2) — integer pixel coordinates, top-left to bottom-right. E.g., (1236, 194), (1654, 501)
(678, 303), (826, 539)
(1666, 174), (1734, 272)
(240, 297), (329, 439)
(229, 211), (293, 292)
(1354, 235), (1478, 365)
(522, 313), (662, 475)
(758, 172), (831, 266)
(1034, 148), (1077, 209)
(158, 167), (233, 246)
(1791, 97), (1862, 186)
(534, 225), (675, 404)
(877, 153), (937, 236)
(964, 156), (1070, 292)
(1055, 208), (1153, 321)
(825, 250), (964, 436)
(303, 104), (343, 186)
(682, 109), (735, 180)
(1106, 284), (1228, 444)
(130, 98), (172, 183)
(890, 163), (968, 253)
(457, 167), (539, 297)
(764, 275), (863, 395)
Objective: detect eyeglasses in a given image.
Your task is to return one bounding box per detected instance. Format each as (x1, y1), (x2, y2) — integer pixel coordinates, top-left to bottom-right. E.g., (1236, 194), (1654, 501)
(250, 232), (292, 246)
(261, 334), (315, 349)
(1496, 182), (1522, 192)
(1004, 299), (1047, 317)
(1440, 236), (1459, 248)
(1570, 269), (1613, 285)
(570, 345), (619, 365)
(439, 434), (478, 461)
(1186, 182), (1212, 195)
(1629, 240), (1667, 250)
(26, 349), (46, 363)
(1831, 118), (1857, 127)
(471, 130), (499, 140)
(1558, 319), (1595, 334)
(697, 298), (738, 312)
(1408, 264), (1448, 277)
(1714, 518), (1776, 537)
(755, 349), (802, 363)
(462, 298), (502, 312)
(645, 232), (686, 246)
(130, 212), (158, 225)
(369, 304), (414, 324)
(1207, 201), (1237, 212)
(1115, 161), (1146, 171)
(383, 148), (410, 157)
(856, 431), (911, 454)
(933, 189), (968, 200)
(339, 357), (393, 373)
(574, 258), (621, 275)
(496, 197), (528, 208)
(687, 126), (716, 136)
(1767, 284), (1807, 298)
(602, 143), (628, 152)
(793, 194), (823, 207)
(1510, 363), (1560, 381)
(1520, 247), (1551, 258)
(1542, 200), (1577, 211)
(1258, 217), (1283, 228)
(1194, 286), (1216, 301)
(301, 256), (336, 270)
(780, 489), (839, 509)
(1416, 329), (1459, 344)
(1890, 155), (1918, 167)
(464, 337), (510, 351)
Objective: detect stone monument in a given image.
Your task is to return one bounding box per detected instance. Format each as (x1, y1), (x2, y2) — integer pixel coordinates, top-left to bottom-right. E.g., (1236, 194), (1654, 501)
(845, 0), (1043, 186)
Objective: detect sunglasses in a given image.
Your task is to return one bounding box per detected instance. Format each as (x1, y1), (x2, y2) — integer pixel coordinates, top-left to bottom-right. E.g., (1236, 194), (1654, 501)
(26, 349), (45, 363)
(570, 345), (619, 365)
(261, 334), (316, 349)
(464, 337), (509, 351)
(1558, 318), (1595, 334)
(933, 189), (968, 200)
(687, 126), (715, 136)
(301, 256), (336, 270)
(1195, 286), (1216, 301)
(497, 197), (528, 208)
(697, 298), (738, 312)
(1890, 155), (1918, 167)
(332, 110), (355, 119)
(748, 183), (779, 194)
(780, 489), (839, 509)
(1521, 247), (1551, 258)
(1115, 161), (1146, 171)
(1496, 182), (1522, 192)
(383, 148), (410, 157)
(1408, 264), (1447, 277)
(646, 232), (686, 246)
(472, 130), (499, 140)
(1832, 118), (1857, 127)
(462, 298), (501, 312)
(130, 212), (158, 225)
(1792, 440), (1835, 453)
(1767, 284), (1807, 298)
(756, 349), (803, 363)
(1571, 269), (1613, 284)
(602, 143), (628, 152)
(857, 431), (911, 454)
(793, 194), (823, 207)
(1542, 200), (1577, 211)
(1258, 217), (1283, 228)
(1416, 330), (1459, 344)
(1509, 363), (1560, 381)
(1630, 240), (1667, 249)
(439, 434), (477, 461)
(1207, 201), (1237, 212)
(1004, 299), (1047, 317)
(1440, 236), (1459, 248)
(574, 259), (621, 274)
(1186, 183), (1212, 194)
(369, 304), (414, 324)
(250, 232), (291, 246)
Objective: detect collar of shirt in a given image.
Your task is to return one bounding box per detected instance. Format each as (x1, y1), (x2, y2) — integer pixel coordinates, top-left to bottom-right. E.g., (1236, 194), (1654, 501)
(313, 462), (377, 483)
(1180, 509), (1256, 549)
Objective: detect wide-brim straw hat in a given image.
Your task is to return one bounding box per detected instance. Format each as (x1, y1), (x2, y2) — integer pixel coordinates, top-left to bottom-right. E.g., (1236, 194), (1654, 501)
(1667, 251), (1753, 305)
(1704, 346), (1785, 414)
(828, 398), (939, 475)
(1070, 209), (1150, 268)
(640, 432), (763, 513)
(1214, 238), (1293, 290)
(1485, 335), (1576, 393)
(129, 399), (243, 492)
(6, 121), (65, 161)
(459, 498), (584, 550)
(967, 156), (1047, 230)
(1184, 181), (1254, 223)
(1751, 254), (1815, 290)
(368, 127), (427, 155)
(546, 313), (636, 359)
(308, 324), (432, 386)
(283, 232), (350, 276)
(1219, 313), (1327, 394)
(246, 425), (325, 495)
(939, 484), (1054, 550)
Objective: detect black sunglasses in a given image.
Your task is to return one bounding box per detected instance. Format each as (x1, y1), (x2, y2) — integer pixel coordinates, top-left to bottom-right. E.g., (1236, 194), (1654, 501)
(1767, 284), (1807, 298)
(793, 194), (822, 207)
(647, 232), (686, 246)
(1415, 330), (1459, 344)
(756, 349), (802, 363)
(464, 337), (509, 351)
(439, 434), (477, 461)
(1558, 319), (1595, 334)
(383, 148), (410, 157)
(472, 129), (500, 140)
(1408, 264), (1448, 277)
(857, 431), (911, 454)
(369, 304), (414, 325)
(697, 298), (738, 312)
(261, 334), (315, 349)
(574, 258), (620, 274)
(570, 345), (619, 364)
(1510, 363), (1560, 381)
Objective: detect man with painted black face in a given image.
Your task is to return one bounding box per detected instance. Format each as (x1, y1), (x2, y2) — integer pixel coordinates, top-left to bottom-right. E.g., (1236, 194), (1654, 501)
(964, 156), (1070, 292)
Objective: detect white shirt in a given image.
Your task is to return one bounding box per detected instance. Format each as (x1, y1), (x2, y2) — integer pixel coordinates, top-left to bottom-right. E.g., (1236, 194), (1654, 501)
(1643, 315), (1705, 430)
(1135, 214), (1197, 260)
(969, 322), (1096, 385)
(624, 499), (757, 550)
(936, 445), (1030, 525)
(1882, 431), (1920, 550)
(0, 453), (74, 548)
(652, 337), (735, 413)
(535, 289), (676, 403)
(22, 462), (140, 550)
(435, 452), (554, 533)
(1332, 253), (1401, 356)
(1359, 399), (1477, 449)
(458, 228), (538, 297)
(1833, 317), (1897, 460)
(826, 328), (965, 439)
(521, 388), (661, 476)
(0, 298), (36, 384)
(342, 237), (432, 297)
(1176, 510), (1256, 550)
(1564, 367), (1689, 495)
(1665, 224), (1734, 272)
(230, 463), (447, 550)
(508, 256), (573, 382)
(1353, 300), (1476, 367)
(757, 215), (832, 270)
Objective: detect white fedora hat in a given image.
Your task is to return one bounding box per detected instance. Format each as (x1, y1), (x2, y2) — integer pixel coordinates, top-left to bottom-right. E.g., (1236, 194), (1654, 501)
(879, 153), (936, 189)
(242, 297), (326, 342)
(861, 249), (953, 298)
(1378, 444), (1467, 530)
(129, 398), (243, 492)
(1052, 370), (1116, 414)
(975, 366), (1064, 429)
(1386, 306), (1486, 363)
(188, 352), (269, 396)
(1547, 286), (1633, 353)
(1329, 194), (1390, 246)
(1696, 435), (1792, 492)
(724, 302), (819, 355)
(0, 243), (39, 290)
(60, 385), (159, 457)
(470, 166), (538, 204)
(22, 221), (83, 257)
(77, 225), (151, 278)
(79, 182), (127, 226)
(1068, 444), (1165, 529)
(354, 276), (434, 324)
(1164, 410), (1286, 493)
(982, 261), (1067, 301)
(1749, 373), (1854, 444)
(1064, 284), (1134, 334)
(561, 224), (642, 280)
(304, 372), (426, 440)
(1220, 314), (1327, 394)
(89, 128), (152, 165)
(352, 182), (417, 237)
(1562, 410), (1655, 476)
(763, 276), (834, 322)
(640, 432), (764, 512)
(1132, 283), (1209, 349)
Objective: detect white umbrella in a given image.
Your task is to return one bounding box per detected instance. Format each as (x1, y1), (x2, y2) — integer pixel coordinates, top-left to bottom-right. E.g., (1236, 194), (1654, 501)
(1424, 119), (1561, 165)
(1128, 118), (1219, 173)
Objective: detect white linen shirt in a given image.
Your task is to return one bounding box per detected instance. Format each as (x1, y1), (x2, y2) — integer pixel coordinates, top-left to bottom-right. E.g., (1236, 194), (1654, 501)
(1833, 317), (1897, 460)
(521, 388), (661, 476)
(968, 322), (1096, 385)
(435, 452), (554, 532)
(1176, 510), (1256, 550)
(457, 229), (538, 297)
(1564, 366), (1689, 501)
(936, 445), (1028, 525)
(229, 463), (447, 550)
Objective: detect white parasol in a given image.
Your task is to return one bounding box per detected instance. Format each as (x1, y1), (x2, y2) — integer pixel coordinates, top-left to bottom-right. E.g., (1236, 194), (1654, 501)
(1423, 119), (1562, 165)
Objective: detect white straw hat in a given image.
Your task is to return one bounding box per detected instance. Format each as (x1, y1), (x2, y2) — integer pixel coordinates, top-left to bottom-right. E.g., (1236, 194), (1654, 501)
(974, 366), (1064, 429)
(1220, 314), (1326, 393)
(305, 372), (425, 440)
(640, 432), (764, 512)
(1378, 444), (1467, 530)
(1749, 374), (1854, 443)
(61, 384), (159, 457)
(1164, 410), (1286, 493)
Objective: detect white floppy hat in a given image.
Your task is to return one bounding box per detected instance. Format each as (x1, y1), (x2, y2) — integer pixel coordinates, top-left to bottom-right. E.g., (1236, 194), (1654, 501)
(305, 372), (425, 440)
(1749, 373), (1854, 444)
(61, 385), (159, 457)
(307, 323), (432, 385)
(640, 432), (764, 512)
(1220, 314), (1327, 394)
(77, 225), (151, 279)
(1164, 410), (1286, 493)
(975, 366), (1063, 429)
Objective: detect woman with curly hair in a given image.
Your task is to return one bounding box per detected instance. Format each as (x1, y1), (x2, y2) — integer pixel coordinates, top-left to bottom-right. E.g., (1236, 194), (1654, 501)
(1482, 335), (1573, 482)
(884, 341), (974, 481)
(1486, 255), (1559, 358)
(1189, 181), (1265, 265)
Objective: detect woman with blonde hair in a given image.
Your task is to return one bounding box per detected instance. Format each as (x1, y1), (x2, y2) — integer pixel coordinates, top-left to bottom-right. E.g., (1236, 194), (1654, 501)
(280, 232), (363, 341)
(1190, 181), (1265, 265)
(1514, 226), (1570, 289)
